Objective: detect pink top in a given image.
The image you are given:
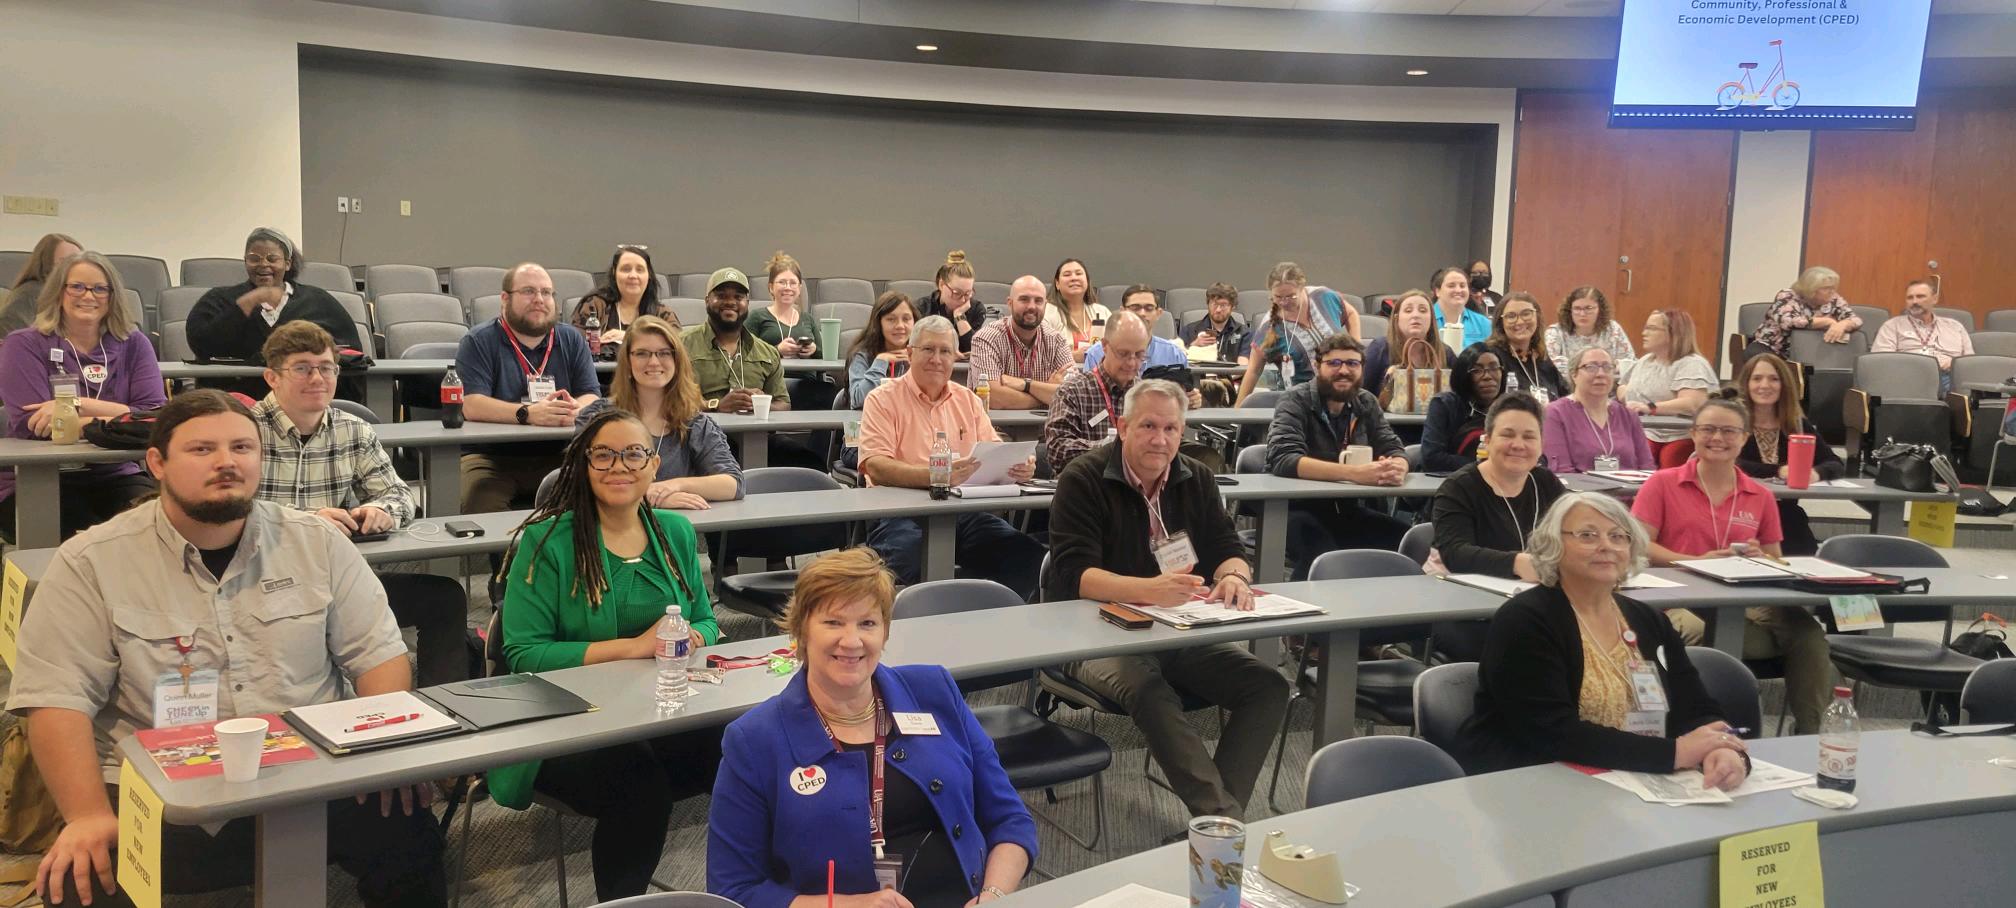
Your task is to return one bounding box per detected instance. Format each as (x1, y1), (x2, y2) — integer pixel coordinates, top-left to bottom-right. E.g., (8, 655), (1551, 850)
(1630, 459), (1783, 556)
(857, 371), (999, 486)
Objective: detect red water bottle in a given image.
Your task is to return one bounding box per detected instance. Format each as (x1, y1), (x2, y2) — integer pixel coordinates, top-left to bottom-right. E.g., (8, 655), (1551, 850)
(1785, 433), (1815, 489)
(441, 365), (464, 429)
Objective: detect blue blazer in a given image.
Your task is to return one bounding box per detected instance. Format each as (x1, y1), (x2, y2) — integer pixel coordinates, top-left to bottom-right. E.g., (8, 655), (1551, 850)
(707, 664), (1039, 908)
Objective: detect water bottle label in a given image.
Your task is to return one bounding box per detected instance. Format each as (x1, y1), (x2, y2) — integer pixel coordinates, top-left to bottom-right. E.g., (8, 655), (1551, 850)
(1818, 742), (1856, 778)
(659, 636), (689, 660)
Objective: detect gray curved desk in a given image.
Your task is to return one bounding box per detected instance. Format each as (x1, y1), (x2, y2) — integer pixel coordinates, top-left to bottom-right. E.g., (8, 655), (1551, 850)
(997, 731), (2016, 908)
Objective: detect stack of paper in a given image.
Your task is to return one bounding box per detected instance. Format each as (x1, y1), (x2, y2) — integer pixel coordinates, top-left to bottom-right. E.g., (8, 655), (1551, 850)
(1072, 884), (1186, 908)
(1142, 593), (1324, 629)
(1580, 758), (1813, 806)
(1442, 572), (1683, 597)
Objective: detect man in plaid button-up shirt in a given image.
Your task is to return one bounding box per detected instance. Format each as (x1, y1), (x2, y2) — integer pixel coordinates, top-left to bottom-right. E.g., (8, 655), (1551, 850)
(251, 321), (468, 685)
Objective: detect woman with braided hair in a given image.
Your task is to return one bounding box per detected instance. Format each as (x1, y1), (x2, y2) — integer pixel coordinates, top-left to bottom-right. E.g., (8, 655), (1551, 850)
(490, 406), (721, 902)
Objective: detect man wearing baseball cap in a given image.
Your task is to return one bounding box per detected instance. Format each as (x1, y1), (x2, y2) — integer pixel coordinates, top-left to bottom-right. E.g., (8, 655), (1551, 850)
(681, 267), (789, 415)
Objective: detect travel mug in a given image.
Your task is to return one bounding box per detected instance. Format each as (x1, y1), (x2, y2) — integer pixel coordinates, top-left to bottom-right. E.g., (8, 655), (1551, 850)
(1786, 434), (1815, 489)
(1187, 815), (1245, 908)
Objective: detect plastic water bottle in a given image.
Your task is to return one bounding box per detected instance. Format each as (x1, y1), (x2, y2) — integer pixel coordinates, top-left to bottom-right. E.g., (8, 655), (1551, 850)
(1817, 685), (1859, 793)
(440, 365), (464, 429)
(929, 431), (953, 500)
(655, 606), (692, 708)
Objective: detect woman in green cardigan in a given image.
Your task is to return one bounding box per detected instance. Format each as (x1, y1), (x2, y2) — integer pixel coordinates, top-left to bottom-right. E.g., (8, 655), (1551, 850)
(492, 407), (721, 902)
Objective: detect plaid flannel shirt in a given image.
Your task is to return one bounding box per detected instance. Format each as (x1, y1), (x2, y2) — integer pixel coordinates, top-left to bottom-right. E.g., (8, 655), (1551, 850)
(252, 397), (416, 525)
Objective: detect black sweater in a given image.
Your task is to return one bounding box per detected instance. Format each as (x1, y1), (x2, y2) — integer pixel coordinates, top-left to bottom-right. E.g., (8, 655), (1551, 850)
(1419, 390), (1490, 472)
(1487, 341), (1569, 401)
(187, 281), (361, 361)
(1045, 442), (1245, 602)
(915, 290), (987, 354)
(1455, 585), (1728, 775)
(1430, 463), (1567, 578)
(1737, 417), (1844, 482)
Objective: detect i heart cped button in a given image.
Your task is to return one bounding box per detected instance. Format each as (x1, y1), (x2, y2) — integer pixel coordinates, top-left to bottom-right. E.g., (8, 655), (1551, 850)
(790, 765), (827, 796)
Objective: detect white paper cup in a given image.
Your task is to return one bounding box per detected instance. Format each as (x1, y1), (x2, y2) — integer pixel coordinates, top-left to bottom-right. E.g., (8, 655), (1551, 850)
(1439, 324), (1465, 353)
(750, 393), (773, 420)
(1341, 445), (1373, 466)
(215, 717), (269, 783)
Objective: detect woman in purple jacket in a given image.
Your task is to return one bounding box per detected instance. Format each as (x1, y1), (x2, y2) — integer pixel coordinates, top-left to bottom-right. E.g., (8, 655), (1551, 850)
(0, 251), (166, 539)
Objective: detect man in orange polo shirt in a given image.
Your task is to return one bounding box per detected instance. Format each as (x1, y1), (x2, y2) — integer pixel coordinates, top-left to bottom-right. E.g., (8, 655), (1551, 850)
(859, 316), (1045, 596)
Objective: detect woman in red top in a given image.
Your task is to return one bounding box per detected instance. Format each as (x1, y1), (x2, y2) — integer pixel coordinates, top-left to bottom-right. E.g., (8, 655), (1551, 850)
(1630, 399), (1832, 733)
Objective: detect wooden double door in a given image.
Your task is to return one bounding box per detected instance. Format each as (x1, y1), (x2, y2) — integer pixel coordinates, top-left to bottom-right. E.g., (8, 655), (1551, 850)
(1508, 92), (1738, 366)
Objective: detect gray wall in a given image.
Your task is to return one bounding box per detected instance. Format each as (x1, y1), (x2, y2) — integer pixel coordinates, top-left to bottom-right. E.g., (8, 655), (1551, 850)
(299, 56), (1496, 294)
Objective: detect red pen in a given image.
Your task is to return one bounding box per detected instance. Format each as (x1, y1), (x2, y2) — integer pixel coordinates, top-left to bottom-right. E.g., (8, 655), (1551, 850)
(344, 712), (421, 734)
(826, 859), (834, 908)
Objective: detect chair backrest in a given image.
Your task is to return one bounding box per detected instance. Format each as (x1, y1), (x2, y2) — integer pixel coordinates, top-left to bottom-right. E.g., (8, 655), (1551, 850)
(675, 273), (710, 299)
(353, 320), (376, 357)
(105, 255), (170, 311)
(366, 263), (441, 297)
(1097, 284), (1130, 308)
(376, 292), (467, 327)
(1235, 443), (1267, 474)
(1854, 352), (1941, 401)
(813, 302), (872, 333)
(814, 278), (875, 307)
(885, 280), (935, 302)
(1935, 307), (1975, 332)
(448, 266), (507, 305)
(384, 322), (469, 358)
(159, 321), (195, 360)
(535, 468), (563, 510)
(1684, 647), (1762, 739)
(1950, 355), (2016, 392)
(1413, 661), (1479, 751)
(893, 579), (1025, 619)
(722, 467), (848, 560)
(331, 399), (381, 424)
(402, 341), (462, 361)
(1303, 735), (1462, 809)
(301, 261), (354, 293)
(840, 327), (863, 355)
(1236, 289), (1272, 321)
(1967, 331), (2016, 359)
(549, 269), (595, 305)
(1960, 659), (2016, 724)
(1403, 443), (1422, 471)
(0, 251), (28, 285)
(1815, 533), (1948, 568)
(1786, 328), (1869, 370)
(1240, 389), (1282, 410)
(587, 891), (745, 908)
(1150, 310), (1177, 340)
(1165, 288), (1207, 314)
(329, 290), (370, 327)
(470, 294), (503, 326)
(1851, 306), (1892, 332)
(156, 287), (208, 328)
(1358, 314), (1389, 340)
(972, 281), (1011, 309)
(1737, 302), (1773, 338)
(1398, 521), (1435, 565)
(660, 297), (706, 329)
(1308, 549), (1423, 581)
(180, 257), (247, 288)
(1986, 310), (2016, 334)
(116, 289), (144, 329)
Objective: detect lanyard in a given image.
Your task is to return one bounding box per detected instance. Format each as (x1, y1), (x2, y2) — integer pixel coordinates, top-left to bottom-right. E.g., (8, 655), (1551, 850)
(1702, 472), (1744, 551)
(1579, 402), (1617, 458)
(1094, 375), (1121, 428)
(174, 634), (196, 694)
(1907, 316), (1939, 351)
(502, 320), (554, 380)
(1010, 328), (1041, 377)
(1498, 478), (1537, 545)
(58, 339), (108, 400)
(1509, 350), (1540, 391)
(821, 698), (891, 859)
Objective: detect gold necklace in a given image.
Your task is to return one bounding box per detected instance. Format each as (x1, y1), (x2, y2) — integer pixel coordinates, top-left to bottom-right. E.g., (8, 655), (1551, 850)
(817, 700), (878, 727)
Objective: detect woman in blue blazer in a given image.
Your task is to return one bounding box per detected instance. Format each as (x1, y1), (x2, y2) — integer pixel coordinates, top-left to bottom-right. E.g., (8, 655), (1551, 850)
(708, 548), (1037, 908)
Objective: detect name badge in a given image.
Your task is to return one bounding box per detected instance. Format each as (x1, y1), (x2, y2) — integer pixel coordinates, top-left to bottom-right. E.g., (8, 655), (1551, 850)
(873, 854), (905, 891)
(1593, 454), (1621, 472)
(525, 376), (556, 403)
(892, 712), (941, 736)
(1629, 665), (1669, 712)
(47, 347), (64, 365)
(1089, 410), (1108, 427)
(1153, 531), (1198, 575)
(152, 669), (220, 728)
(1623, 708), (1666, 737)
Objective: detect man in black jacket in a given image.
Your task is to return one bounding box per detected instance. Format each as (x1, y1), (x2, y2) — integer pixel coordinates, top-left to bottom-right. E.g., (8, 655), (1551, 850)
(1263, 332), (1410, 579)
(186, 227), (362, 399)
(1047, 378), (1289, 822)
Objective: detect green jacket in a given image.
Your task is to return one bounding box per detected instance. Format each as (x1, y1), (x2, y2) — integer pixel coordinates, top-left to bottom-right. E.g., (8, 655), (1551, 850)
(489, 508), (718, 809)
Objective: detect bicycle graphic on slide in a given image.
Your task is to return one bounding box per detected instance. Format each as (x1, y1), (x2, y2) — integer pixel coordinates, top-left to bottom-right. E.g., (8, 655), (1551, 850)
(1715, 40), (1801, 111)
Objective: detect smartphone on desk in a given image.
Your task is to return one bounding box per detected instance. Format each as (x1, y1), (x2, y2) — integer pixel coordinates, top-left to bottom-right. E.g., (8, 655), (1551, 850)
(350, 530), (392, 544)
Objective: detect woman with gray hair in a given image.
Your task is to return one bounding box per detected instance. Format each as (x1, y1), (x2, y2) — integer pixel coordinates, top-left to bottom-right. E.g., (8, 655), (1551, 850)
(186, 227), (361, 395)
(1745, 264), (1860, 360)
(1455, 492), (1750, 789)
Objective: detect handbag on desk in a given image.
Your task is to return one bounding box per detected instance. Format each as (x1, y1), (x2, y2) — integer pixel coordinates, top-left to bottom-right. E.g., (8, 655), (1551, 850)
(1381, 337), (1447, 416)
(1867, 440), (1960, 493)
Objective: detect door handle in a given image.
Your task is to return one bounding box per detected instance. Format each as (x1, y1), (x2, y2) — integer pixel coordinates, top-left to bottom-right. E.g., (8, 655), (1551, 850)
(1621, 269), (1633, 293)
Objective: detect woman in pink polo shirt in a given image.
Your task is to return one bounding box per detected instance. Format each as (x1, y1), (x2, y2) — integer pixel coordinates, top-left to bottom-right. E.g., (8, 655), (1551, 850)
(1630, 399), (1832, 734)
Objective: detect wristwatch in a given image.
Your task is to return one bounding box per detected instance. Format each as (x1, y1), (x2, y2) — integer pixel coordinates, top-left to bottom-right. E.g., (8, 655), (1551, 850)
(515, 404), (530, 425)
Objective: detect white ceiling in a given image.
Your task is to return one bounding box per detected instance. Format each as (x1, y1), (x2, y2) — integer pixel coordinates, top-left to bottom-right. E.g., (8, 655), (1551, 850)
(1135, 0), (1999, 14)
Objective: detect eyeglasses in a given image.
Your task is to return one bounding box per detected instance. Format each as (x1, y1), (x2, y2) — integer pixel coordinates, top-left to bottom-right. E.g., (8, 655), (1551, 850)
(283, 364), (339, 380)
(1271, 293), (1301, 305)
(1469, 364), (1504, 375)
(1124, 304), (1159, 316)
(1319, 357), (1364, 371)
(1565, 529), (1634, 547)
(943, 288), (974, 302)
(1577, 362), (1616, 374)
(1502, 310), (1537, 323)
(1691, 425), (1746, 439)
(588, 445), (656, 471)
(62, 282), (112, 299)
(508, 287), (557, 301)
(244, 253), (287, 267)
(630, 348), (677, 361)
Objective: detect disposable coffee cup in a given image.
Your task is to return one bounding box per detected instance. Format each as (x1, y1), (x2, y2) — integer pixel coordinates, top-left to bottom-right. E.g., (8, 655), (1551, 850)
(1439, 324), (1465, 353)
(1341, 445), (1374, 466)
(215, 717), (270, 783)
(1187, 815), (1246, 908)
(751, 393), (773, 420)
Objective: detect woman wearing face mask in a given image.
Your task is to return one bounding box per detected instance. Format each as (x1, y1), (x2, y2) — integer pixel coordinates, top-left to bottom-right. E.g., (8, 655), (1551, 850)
(1733, 353), (1841, 555)
(1419, 344), (1504, 472)
(846, 291), (918, 409)
(1430, 266), (1493, 351)
(1362, 290), (1455, 401)
(1235, 261), (1357, 402)
(1467, 259), (1502, 314)
(573, 244), (667, 357)
(746, 250), (818, 358)
(1545, 286), (1635, 380)
(1542, 348), (1654, 473)
(1620, 309), (1716, 468)
(1484, 291), (1567, 402)
(1042, 257), (1109, 359)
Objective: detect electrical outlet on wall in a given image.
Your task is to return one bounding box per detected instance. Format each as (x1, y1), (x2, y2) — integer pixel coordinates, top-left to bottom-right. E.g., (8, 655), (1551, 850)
(337, 196), (349, 213)
(349, 197), (362, 214)
(400, 200), (411, 217)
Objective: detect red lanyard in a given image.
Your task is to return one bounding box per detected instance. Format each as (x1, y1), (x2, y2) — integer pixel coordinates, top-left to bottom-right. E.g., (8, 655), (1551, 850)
(821, 698), (891, 858)
(1094, 375), (1121, 428)
(502, 320), (554, 379)
(1010, 329), (1040, 377)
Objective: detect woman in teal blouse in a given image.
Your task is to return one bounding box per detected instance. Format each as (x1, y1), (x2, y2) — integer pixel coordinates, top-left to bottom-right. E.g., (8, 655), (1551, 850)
(493, 407), (720, 902)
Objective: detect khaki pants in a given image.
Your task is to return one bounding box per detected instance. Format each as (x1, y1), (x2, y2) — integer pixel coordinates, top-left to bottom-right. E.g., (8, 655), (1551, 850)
(460, 451), (562, 515)
(1667, 607), (1833, 734)
(1070, 643), (1290, 819)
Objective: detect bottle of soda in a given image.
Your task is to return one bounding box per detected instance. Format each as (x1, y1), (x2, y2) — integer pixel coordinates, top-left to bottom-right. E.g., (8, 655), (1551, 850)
(655, 605), (692, 708)
(974, 373), (991, 407)
(929, 431), (953, 500)
(583, 307), (603, 357)
(1817, 685), (1859, 792)
(1089, 314), (1106, 343)
(440, 365), (464, 429)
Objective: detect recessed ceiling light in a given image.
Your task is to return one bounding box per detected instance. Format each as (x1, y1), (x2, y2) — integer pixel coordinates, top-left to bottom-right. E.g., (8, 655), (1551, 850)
(915, 44), (939, 52)
(1406, 69), (1429, 76)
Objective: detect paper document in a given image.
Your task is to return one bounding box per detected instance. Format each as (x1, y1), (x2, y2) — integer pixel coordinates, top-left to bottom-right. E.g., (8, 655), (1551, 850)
(1588, 767), (1732, 805)
(1591, 470), (1657, 484)
(958, 441), (1036, 487)
(1777, 557), (1872, 580)
(1620, 573), (1686, 590)
(1814, 478), (1863, 488)
(1728, 759), (1815, 798)
(1140, 593), (1324, 629)
(1445, 572), (1680, 597)
(285, 691), (460, 749)
(1072, 884), (1187, 908)
(1675, 556), (1796, 582)
(950, 485), (1021, 499)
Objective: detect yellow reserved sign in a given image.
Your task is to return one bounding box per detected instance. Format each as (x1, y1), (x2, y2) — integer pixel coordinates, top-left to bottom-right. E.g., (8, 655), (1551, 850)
(1907, 500), (1956, 549)
(1720, 821), (1823, 908)
(116, 760), (164, 908)
(0, 559), (25, 669)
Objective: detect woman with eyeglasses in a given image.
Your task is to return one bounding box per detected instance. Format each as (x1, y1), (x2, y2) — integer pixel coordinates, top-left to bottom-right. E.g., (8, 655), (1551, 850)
(1419, 344), (1504, 472)
(492, 406), (722, 902)
(576, 316), (743, 509)
(186, 227), (361, 398)
(1631, 399), (1832, 734)
(573, 244), (667, 356)
(1484, 291), (1567, 402)
(1620, 309), (1717, 468)
(746, 250), (819, 358)
(0, 232), (81, 341)
(0, 251), (165, 539)
(1238, 261), (1360, 402)
(1544, 286), (1635, 380)
(1542, 347), (1655, 473)
(913, 249), (987, 356)
(1455, 492), (1749, 785)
